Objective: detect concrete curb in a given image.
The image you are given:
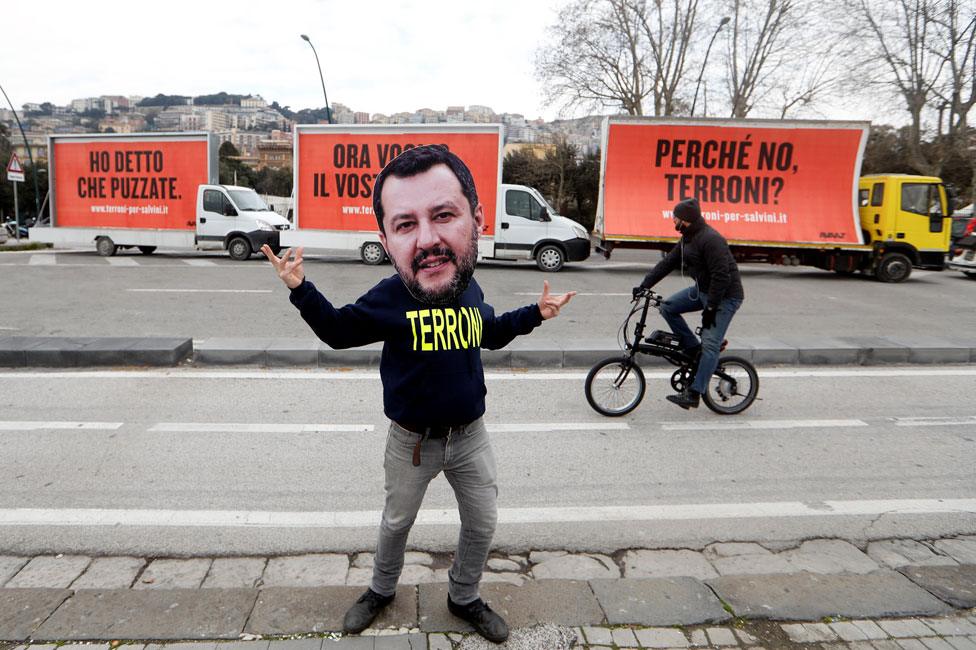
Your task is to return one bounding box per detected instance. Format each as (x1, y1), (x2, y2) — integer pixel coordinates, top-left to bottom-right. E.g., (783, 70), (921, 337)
(1, 336), (975, 368)
(0, 337), (192, 367)
(193, 335), (976, 368)
(1, 566), (974, 641)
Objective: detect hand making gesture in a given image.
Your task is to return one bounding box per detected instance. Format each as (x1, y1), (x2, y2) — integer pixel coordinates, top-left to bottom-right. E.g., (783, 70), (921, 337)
(261, 245), (305, 289)
(537, 280), (576, 320)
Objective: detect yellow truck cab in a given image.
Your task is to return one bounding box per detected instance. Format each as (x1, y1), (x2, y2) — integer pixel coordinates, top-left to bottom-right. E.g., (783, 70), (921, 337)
(857, 175), (952, 282)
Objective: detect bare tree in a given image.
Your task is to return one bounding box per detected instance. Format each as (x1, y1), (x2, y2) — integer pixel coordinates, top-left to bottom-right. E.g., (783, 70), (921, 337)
(537, 0), (650, 115)
(723, 0), (797, 118)
(536, 0), (700, 116)
(775, 55), (848, 118)
(637, 0), (701, 116)
(853, 0), (950, 175)
(928, 0), (976, 204)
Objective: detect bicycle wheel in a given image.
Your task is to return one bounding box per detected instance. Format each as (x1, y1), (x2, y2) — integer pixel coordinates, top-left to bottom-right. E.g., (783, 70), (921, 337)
(701, 355), (759, 415)
(585, 356), (646, 416)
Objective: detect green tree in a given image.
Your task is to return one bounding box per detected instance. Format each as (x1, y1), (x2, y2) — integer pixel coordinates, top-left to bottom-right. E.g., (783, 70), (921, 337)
(255, 166), (293, 197)
(194, 92), (244, 106)
(503, 141), (599, 231)
(138, 94), (190, 107)
(218, 141), (256, 187)
(861, 125), (916, 176)
(270, 101), (295, 119)
(0, 126), (13, 221)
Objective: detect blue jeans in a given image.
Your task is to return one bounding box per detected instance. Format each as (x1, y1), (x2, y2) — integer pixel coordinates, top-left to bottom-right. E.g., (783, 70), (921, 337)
(371, 418), (496, 605)
(659, 286), (742, 395)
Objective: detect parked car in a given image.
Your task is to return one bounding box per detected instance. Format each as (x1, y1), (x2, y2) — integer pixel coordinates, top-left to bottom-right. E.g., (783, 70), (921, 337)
(947, 216), (976, 279)
(951, 203), (974, 245)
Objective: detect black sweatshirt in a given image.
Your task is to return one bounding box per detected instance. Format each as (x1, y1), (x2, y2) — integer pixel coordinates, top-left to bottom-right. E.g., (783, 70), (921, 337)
(289, 275), (543, 427)
(639, 221), (744, 308)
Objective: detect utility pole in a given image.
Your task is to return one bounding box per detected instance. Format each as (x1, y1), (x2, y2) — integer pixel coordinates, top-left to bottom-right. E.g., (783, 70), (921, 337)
(300, 35), (333, 124)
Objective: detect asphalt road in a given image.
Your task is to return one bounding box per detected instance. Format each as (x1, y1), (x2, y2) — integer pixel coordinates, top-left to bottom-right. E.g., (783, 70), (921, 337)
(2, 246), (975, 341)
(0, 365), (973, 555)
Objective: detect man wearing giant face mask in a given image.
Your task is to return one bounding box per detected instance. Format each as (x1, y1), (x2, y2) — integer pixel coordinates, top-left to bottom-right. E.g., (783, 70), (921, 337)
(261, 145), (575, 644)
(634, 197), (744, 409)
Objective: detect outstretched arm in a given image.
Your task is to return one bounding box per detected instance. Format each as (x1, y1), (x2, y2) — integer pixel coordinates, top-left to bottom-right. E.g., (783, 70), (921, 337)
(639, 243), (681, 289)
(537, 279), (576, 320)
(481, 281), (576, 350)
(262, 245), (305, 288)
(262, 245), (382, 349)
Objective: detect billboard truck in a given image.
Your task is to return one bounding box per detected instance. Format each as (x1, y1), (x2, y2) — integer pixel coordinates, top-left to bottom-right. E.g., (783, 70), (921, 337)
(280, 124), (591, 272)
(594, 118), (953, 282)
(30, 132), (291, 260)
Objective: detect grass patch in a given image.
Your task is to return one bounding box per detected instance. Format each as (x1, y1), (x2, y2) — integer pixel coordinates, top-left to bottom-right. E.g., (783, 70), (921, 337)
(0, 241), (52, 252)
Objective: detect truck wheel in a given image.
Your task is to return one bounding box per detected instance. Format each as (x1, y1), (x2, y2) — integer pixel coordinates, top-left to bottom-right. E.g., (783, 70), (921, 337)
(360, 241), (386, 265)
(536, 244), (565, 272)
(227, 236), (252, 261)
(876, 252), (912, 283)
(96, 237), (117, 257)
(138, 246), (157, 255)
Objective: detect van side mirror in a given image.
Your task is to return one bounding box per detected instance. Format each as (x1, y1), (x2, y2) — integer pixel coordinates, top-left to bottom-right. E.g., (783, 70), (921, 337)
(943, 184), (956, 217)
(542, 209), (553, 222)
(223, 204), (237, 217)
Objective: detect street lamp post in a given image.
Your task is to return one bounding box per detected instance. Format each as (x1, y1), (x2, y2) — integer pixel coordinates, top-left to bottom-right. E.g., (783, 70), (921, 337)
(691, 16), (730, 118)
(300, 34), (332, 125)
(0, 83), (42, 220)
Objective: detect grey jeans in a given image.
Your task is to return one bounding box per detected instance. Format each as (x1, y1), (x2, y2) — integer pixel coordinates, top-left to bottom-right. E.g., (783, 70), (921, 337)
(370, 417), (497, 605)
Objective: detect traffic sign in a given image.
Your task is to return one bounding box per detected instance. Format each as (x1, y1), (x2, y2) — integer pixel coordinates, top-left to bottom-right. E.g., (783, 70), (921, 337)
(6, 153), (25, 182)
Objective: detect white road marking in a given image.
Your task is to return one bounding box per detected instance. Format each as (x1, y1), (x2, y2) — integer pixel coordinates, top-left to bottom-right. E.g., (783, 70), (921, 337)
(150, 422), (374, 433)
(28, 255), (56, 265)
(514, 292), (632, 297)
(125, 289), (272, 293)
(105, 257), (139, 266)
(893, 416), (976, 427)
(0, 498), (972, 529)
(759, 368), (976, 378)
(182, 259), (218, 267)
(2, 368), (976, 381)
(487, 422), (630, 432)
(662, 419), (868, 431)
(0, 421), (123, 431)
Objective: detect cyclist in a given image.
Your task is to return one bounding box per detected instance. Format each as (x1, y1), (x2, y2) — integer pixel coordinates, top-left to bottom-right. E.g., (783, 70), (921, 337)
(634, 198), (744, 409)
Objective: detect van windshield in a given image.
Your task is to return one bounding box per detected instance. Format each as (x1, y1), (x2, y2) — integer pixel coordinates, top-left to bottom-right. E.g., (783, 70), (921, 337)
(530, 189), (557, 215)
(228, 190), (269, 212)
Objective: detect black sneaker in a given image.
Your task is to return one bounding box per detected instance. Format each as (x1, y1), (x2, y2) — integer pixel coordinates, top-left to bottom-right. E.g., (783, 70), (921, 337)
(343, 588), (394, 633)
(447, 595), (510, 644)
(666, 389), (700, 409)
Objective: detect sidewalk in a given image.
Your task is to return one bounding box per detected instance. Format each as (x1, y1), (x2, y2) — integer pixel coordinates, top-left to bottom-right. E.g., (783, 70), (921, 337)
(1, 537), (973, 647)
(1, 336), (975, 368)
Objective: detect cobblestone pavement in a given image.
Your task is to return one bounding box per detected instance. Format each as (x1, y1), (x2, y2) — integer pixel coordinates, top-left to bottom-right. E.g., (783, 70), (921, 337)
(0, 536), (973, 648)
(2, 614), (976, 649)
(3, 538), (973, 591)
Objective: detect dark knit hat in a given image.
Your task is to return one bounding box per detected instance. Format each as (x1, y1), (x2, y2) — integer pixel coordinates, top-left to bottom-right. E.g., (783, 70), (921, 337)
(673, 197), (702, 223)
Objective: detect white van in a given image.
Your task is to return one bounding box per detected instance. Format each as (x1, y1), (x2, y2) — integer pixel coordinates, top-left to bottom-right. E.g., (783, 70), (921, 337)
(31, 184), (292, 259)
(490, 183), (591, 271)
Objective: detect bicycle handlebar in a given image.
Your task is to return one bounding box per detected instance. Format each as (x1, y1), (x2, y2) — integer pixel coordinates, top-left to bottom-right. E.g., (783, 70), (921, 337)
(631, 287), (664, 306)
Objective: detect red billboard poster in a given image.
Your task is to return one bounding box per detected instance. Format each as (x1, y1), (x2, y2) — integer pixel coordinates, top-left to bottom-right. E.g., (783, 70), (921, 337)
(52, 136), (210, 230)
(296, 127), (502, 235)
(601, 120), (868, 245)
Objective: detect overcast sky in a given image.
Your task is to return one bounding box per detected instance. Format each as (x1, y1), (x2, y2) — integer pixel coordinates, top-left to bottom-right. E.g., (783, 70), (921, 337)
(4, 0), (900, 126)
(4, 0), (567, 119)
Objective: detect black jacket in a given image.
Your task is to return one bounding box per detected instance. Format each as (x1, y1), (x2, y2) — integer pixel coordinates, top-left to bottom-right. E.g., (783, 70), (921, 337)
(289, 275), (542, 426)
(639, 221), (744, 308)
